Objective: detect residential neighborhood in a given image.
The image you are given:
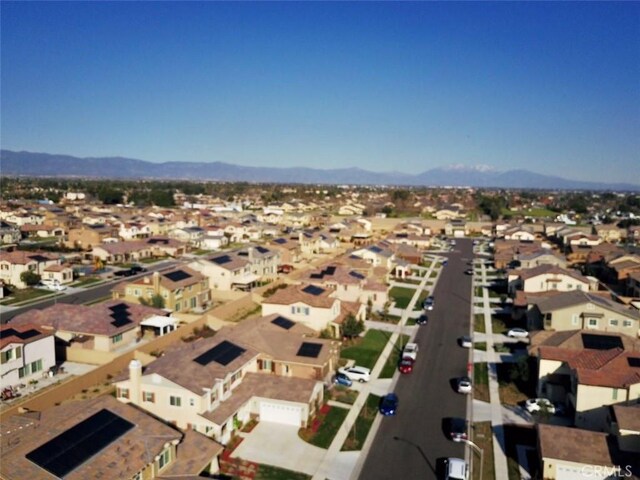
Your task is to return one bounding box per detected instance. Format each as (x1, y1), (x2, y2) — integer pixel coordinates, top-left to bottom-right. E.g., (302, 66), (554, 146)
(0, 183), (639, 480)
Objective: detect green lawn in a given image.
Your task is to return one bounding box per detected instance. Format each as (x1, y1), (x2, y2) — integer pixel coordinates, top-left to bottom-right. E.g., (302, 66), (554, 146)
(256, 464), (311, 480)
(70, 276), (103, 287)
(472, 422), (495, 480)
(341, 394), (380, 451)
(301, 406), (349, 448)
(389, 286), (417, 309)
(413, 290), (429, 311)
(379, 334), (411, 378)
(501, 207), (556, 218)
(474, 362), (490, 402)
(474, 314), (486, 333)
(474, 342), (487, 352)
(341, 329), (390, 369)
(0, 288), (54, 305)
(492, 316), (508, 334)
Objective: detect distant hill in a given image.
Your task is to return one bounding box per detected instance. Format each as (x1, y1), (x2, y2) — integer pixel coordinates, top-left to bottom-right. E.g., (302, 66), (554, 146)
(1, 150), (638, 191)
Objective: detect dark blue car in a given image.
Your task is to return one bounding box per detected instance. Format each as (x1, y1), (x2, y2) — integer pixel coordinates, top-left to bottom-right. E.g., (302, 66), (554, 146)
(379, 393), (399, 416)
(334, 372), (353, 387)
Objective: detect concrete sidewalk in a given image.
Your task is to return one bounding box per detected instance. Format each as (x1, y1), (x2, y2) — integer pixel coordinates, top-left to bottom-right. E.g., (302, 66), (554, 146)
(311, 259), (440, 480)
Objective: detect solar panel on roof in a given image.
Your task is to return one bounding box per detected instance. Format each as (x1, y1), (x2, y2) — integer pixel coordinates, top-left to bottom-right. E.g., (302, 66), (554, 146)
(349, 271), (366, 280)
(297, 342), (322, 358)
(274, 238), (287, 245)
(628, 357), (640, 368)
(212, 255), (232, 265)
(256, 246), (269, 254)
(148, 238), (168, 244)
(164, 270), (192, 282)
(369, 246), (382, 253)
(194, 340), (246, 366)
(25, 409), (134, 478)
(302, 285), (325, 296)
(582, 333), (623, 350)
(271, 316), (295, 330)
(325, 266), (336, 275)
(29, 255), (49, 262)
(0, 328), (41, 340)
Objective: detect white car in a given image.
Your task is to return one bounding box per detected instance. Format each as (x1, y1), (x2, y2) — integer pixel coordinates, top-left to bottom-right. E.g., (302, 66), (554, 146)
(402, 342), (419, 360)
(457, 376), (472, 394)
(338, 366), (371, 383)
(458, 336), (473, 348)
(507, 328), (529, 339)
(525, 398), (556, 414)
(38, 282), (67, 292)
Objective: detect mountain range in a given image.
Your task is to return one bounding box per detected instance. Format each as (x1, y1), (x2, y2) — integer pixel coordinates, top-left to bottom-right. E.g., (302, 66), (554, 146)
(1, 150), (638, 191)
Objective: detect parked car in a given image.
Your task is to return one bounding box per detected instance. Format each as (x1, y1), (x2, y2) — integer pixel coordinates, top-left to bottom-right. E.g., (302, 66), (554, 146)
(458, 336), (473, 348)
(464, 268), (474, 275)
(402, 342), (419, 360)
(424, 296), (435, 311)
(277, 264), (294, 274)
(114, 268), (135, 277)
(457, 376), (472, 394)
(525, 398), (556, 414)
(338, 366), (371, 383)
(333, 372), (353, 387)
(447, 417), (468, 441)
(415, 314), (428, 326)
(442, 259), (448, 266)
(379, 393), (399, 416)
(443, 457), (469, 480)
(38, 281), (67, 292)
(507, 328), (529, 338)
(130, 265), (147, 273)
(398, 358), (414, 374)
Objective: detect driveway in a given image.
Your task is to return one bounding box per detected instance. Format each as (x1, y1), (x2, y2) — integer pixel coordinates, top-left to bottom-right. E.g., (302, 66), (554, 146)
(231, 421), (326, 475)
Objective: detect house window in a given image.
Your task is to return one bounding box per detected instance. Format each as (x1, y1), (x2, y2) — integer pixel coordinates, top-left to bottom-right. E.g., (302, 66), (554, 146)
(112, 333), (123, 344)
(190, 297), (196, 308)
(143, 391), (155, 403)
(231, 371), (241, 383)
(169, 396), (182, 407)
(18, 365), (30, 378)
(609, 319), (619, 327)
(291, 306), (296, 315)
(158, 448), (171, 470)
(262, 359), (272, 371)
(31, 359), (43, 373)
(190, 398), (195, 407)
(175, 303), (181, 312)
(612, 388), (618, 400)
(623, 320), (633, 328)
(588, 319), (598, 328)
(118, 388), (130, 399)
(577, 285), (582, 290)
(304, 307), (310, 315)
(571, 315), (579, 326)
(1, 349), (12, 364)
(134, 289), (140, 297)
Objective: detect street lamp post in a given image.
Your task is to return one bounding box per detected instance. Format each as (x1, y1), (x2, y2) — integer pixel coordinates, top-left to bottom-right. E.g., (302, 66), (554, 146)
(455, 438), (483, 480)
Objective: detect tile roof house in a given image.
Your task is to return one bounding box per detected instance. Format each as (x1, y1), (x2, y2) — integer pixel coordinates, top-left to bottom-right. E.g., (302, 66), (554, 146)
(10, 300), (168, 364)
(261, 284), (366, 337)
(112, 267), (210, 314)
(65, 224), (120, 250)
(517, 249), (567, 270)
(537, 424), (638, 480)
(531, 329), (640, 430)
(526, 290), (640, 336)
(508, 264), (594, 297)
(115, 315), (333, 444)
(0, 250), (67, 289)
(609, 404), (640, 455)
(0, 395), (223, 480)
(1, 324), (55, 390)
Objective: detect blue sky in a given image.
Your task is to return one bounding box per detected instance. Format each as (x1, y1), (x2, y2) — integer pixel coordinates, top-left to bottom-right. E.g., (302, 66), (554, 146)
(2, 1), (639, 183)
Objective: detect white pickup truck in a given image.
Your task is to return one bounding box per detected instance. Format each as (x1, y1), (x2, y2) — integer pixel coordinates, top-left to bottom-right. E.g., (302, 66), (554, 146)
(402, 342), (419, 360)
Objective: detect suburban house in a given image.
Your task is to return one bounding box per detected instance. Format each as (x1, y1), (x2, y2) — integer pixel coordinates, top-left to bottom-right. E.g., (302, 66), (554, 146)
(627, 271), (640, 298)
(0, 250), (71, 289)
(65, 224), (120, 250)
(189, 247), (279, 292)
(9, 300), (170, 364)
(526, 290), (640, 336)
(385, 232), (432, 250)
(115, 315), (334, 444)
(537, 423), (638, 480)
(298, 231), (339, 256)
(91, 241), (153, 264)
(0, 221), (21, 244)
(517, 249), (567, 270)
(118, 221), (152, 240)
(508, 264), (594, 297)
(19, 223), (66, 240)
(503, 226), (536, 242)
(1, 324), (55, 389)
(0, 395), (224, 480)
(530, 329), (640, 430)
(299, 263), (389, 311)
(595, 224), (626, 243)
(269, 237), (302, 265)
(112, 267), (210, 314)
(261, 284), (366, 337)
(350, 242), (396, 270)
(169, 226), (206, 247)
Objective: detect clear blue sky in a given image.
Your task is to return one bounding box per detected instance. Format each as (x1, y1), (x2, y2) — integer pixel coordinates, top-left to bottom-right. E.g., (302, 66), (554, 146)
(2, 1), (639, 183)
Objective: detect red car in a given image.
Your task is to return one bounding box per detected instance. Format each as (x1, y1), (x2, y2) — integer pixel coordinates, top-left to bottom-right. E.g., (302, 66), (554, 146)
(398, 358), (414, 374)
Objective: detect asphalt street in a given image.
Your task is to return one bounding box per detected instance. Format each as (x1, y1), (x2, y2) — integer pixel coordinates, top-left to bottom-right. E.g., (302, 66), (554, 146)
(359, 238), (474, 480)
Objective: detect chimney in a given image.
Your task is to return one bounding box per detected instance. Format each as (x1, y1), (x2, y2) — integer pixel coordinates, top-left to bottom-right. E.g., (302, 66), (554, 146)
(128, 359), (142, 404)
(153, 271), (161, 292)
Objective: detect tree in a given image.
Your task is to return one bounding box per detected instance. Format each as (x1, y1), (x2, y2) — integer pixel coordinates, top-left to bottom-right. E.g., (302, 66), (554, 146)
(140, 294), (166, 309)
(20, 270), (41, 287)
(342, 314), (365, 339)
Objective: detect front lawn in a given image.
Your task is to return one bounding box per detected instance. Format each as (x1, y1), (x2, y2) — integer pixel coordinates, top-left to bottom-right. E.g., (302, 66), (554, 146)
(379, 334), (411, 378)
(256, 464), (311, 480)
(473, 362), (490, 402)
(474, 314), (486, 333)
(474, 342), (487, 352)
(341, 329), (390, 369)
(299, 405), (349, 449)
(491, 315), (508, 334)
(496, 358), (536, 406)
(389, 286), (416, 309)
(328, 385), (359, 405)
(471, 422), (495, 480)
(0, 288), (54, 305)
(341, 394), (380, 451)
(70, 276), (102, 287)
(413, 290), (429, 311)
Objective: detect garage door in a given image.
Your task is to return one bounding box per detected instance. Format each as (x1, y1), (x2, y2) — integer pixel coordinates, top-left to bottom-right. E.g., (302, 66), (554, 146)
(259, 402), (303, 426)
